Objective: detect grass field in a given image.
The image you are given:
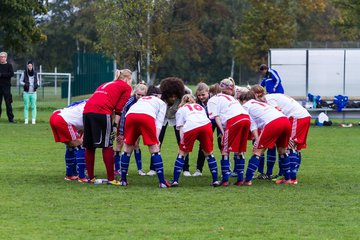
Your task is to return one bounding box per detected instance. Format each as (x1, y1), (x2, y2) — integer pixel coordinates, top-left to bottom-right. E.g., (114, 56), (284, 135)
(0, 96), (360, 239)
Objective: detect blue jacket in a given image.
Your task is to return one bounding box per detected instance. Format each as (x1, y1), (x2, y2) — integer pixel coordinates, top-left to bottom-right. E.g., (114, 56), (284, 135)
(260, 68), (284, 94)
(119, 96), (137, 135)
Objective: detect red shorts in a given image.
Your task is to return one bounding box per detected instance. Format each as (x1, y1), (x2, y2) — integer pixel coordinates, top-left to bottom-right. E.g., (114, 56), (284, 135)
(255, 117), (291, 149)
(222, 114), (251, 153)
(124, 113), (158, 146)
(290, 116), (311, 150)
(49, 110), (80, 143)
(179, 123), (213, 153)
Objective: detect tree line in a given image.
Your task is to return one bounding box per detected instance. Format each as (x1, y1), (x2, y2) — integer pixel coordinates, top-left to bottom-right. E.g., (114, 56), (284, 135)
(1, 0), (359, 85)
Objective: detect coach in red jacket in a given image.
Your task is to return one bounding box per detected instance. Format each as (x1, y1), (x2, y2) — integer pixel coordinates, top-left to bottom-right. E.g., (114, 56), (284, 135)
(83, 69), (132, 185)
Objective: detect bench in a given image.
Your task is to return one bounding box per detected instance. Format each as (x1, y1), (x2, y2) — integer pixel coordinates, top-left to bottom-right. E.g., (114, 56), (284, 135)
(307, 108), (360, 119)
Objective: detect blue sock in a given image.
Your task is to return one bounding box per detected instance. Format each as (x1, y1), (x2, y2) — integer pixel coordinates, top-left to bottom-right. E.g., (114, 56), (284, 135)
(220, 156), (231, 182)
(245, 155), (260, 182)
(114, 151), (121, 171)
(152, 152), (165, 183)
(65, 147), (76, 176)
(277, 157), (284, 176)
(234, 154), (245, 182)
(258, 154), (264, 174)
(173, 154), (185, 182)
(75, 147), (86, 179)
(266, 148), (277, 175)
(134, 149), (142, 171)
(206, 154), (218, 182)
(279, 154), (290, 180)
(120, 152), (131, 181)
(232, 154), (236, 173)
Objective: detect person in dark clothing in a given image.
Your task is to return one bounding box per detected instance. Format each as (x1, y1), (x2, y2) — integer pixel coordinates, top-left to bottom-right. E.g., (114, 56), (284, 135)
(0, 52), (15, 123)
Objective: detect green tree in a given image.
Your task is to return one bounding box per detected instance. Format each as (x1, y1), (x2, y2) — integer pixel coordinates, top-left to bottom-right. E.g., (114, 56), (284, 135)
(233, 0), (328, 71)
(233, 1), (296, 71)
(95, 0), (223, 83)
(0, 0), (47, 53)
(331, 0), (360, 40)
(31, 0), (98, 71)
(94, 0), (148, 67)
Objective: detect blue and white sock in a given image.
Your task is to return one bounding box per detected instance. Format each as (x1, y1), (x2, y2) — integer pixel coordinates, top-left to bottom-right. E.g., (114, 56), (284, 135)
(266, 147), (277, 176)
(234, 154), (245, 182)
(245, 155), (260, 182)
(206, 154), (218, 182)
(297, 151), (302, 172)
(75, 147), (86, 179)
(152, 152), (165, 183)
(289, 150), (298, 180)
(173, 154), (185, 182)
(65, 147), (76, 176)
(120, 152), (131, 181)
(134, 148), (142, 171)
(279, 154), (290, 180)
(114, 151), (121, 171)
(220, 155), (231, 182)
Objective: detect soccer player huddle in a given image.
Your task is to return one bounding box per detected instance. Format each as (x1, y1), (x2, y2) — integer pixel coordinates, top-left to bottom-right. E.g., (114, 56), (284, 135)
(50, 68), (310, 188)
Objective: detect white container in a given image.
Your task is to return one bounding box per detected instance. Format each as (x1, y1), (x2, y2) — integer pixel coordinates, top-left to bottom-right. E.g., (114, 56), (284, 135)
(94, 179), (109, 184)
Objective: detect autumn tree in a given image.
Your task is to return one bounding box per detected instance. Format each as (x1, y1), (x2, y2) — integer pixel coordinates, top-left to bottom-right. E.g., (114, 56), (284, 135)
(331, 0), (360, 40)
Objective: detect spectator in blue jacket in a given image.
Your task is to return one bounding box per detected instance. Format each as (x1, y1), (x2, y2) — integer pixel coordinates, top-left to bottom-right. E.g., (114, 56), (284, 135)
(259, 64), (284, 94)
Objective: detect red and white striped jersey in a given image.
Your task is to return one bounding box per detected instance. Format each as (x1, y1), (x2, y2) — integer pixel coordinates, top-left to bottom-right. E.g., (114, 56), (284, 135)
(126, 96), (167, 130)
(176, 103), (210, 133)
(207, 93), (248, 125)
(242, 99), (285, 132)
(265, 94), (310, 119)
(58, 101), (86, 130)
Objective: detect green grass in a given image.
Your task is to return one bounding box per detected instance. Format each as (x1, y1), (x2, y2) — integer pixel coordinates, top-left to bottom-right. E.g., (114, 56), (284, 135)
(0, 97), (360, 239)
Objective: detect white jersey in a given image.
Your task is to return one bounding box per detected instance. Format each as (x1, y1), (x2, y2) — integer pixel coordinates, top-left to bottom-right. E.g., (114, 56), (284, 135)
(176, 103), (210, 133)
(242, 99), (285, 132)
(265, 94), (310, 119)
(207, 93), (248, 125)
(58, 100), (87, 130)
(126, 96), (166, 130)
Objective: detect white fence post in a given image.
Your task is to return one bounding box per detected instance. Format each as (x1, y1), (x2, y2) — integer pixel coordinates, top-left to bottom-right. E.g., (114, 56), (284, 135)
(39, 65), (42, 87)
(54, 67), (57, 96)
(67, 74), (71, 105)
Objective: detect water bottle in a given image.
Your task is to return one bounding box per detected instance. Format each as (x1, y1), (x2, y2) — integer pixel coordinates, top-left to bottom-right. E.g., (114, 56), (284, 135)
(94, 179), (109, 184)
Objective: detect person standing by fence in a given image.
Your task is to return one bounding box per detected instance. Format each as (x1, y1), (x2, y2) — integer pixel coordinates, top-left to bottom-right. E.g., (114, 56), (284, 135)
(0, 52), (15, 123)
(20, 61), (39, 124)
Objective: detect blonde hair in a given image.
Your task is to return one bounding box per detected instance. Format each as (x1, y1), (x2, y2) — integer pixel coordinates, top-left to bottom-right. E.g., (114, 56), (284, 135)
(132, 83), (148, 96)
(220, 77), (235, 89)
(219, 77), (235, 96)
(235, 86), (250, 100)
(179, 94), (196, 108)
(0, 52), (7, 57)
(115, 69), (132, 80)
(250, 84), (266, 98)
